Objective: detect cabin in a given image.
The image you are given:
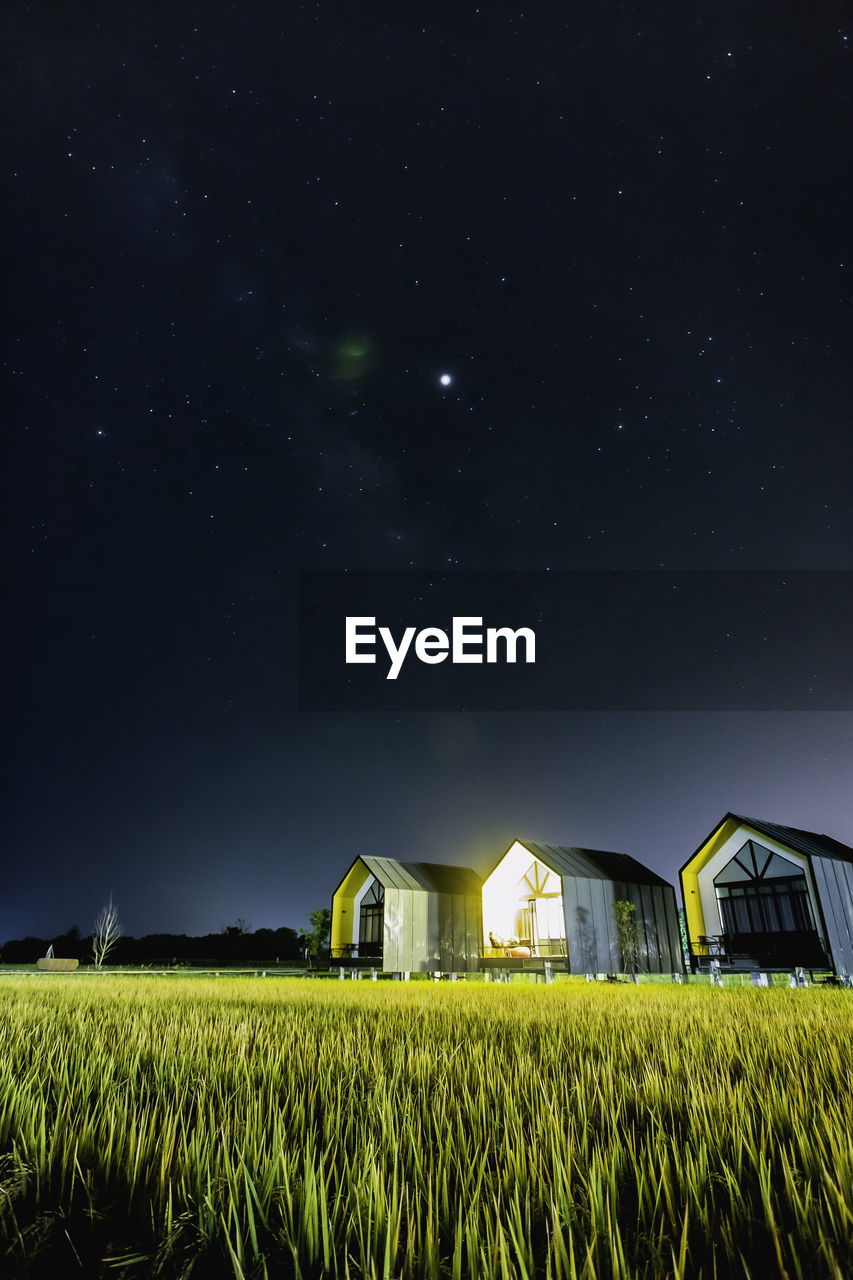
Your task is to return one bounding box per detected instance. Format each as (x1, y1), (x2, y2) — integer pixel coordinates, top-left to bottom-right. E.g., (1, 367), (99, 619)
(680, 814), (853, 975)
(330, 855), (483, 974)
(482, 839), (683, 974)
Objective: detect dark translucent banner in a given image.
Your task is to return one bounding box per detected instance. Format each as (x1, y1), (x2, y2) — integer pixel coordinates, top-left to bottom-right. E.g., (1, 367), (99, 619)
(297, 571), (853, 711)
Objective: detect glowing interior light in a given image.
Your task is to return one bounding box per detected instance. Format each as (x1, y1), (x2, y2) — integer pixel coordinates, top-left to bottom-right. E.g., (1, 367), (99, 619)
(482, 841), (566, 956)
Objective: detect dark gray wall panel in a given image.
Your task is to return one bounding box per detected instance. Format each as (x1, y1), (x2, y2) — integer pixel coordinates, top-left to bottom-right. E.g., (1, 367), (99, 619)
(648, 886), (669, 971)
(563, 879), (587, 973)
(663, 888), (685, 973)
(586, 879), (683, 973)
(449, 894), (462, 970)
(564, 877), (615, 972)
(465, 893), (482, 970)
(437, 892), (453, 971)
(592, 877), (619, 971)
(811, 856), (853, 975)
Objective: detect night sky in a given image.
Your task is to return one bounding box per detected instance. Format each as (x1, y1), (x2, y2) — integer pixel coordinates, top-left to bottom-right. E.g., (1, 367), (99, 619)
(5, 3), (852, 943)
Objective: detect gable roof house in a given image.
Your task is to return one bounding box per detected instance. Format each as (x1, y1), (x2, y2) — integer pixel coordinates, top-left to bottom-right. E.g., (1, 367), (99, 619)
(331, 855), (483, 974)
(482, 839), (683, 974)
(680, 814), (853, 974)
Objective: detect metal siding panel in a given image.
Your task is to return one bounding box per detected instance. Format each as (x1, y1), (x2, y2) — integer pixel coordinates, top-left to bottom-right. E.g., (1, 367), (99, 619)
(656, 885), (673, 972)
(638, 888), (650, 970)
(461, 896), (471, 970)
(654, 886), (671, 971)
(808, 859), (838, 968)
(382, 888), (399, 972)
(403, 888), (416, 972)
(426, 892), (442, 972)
(832, 860), (853, 956)
(566, 877), (600, 972)
(411, 888), (422, 971)
(407, 890), (427, 973)
(646, 886), (666, 972)
(646, 884), (666, 973)
(466, 893), (481, 970)
(839, 861), (853, 974)
(438, 893), (453, 971)
(617, 882), (642, 971)
(451, 894), (465, 970)
(838, 861), (853, 972)
(824, 861), (850, 974)
(662, 887), (684, 972)
(635, 883), (654, 971)
(672, 889), (686, 972)
(655, 885), (680, 973)
(401, 888), (414, 971)
(561, 879), (580, 973)
(813, 856), (853, 973)
(640, 885), (660, 972)
(634, 883), (648, 968)
(404, 888), (418, 972)
(590, 878), (616, 971)
(632, 883), (650, 971)
(391, 888), (404, 972)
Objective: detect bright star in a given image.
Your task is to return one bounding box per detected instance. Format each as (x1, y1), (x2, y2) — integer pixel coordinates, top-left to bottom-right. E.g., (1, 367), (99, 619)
(439, 373), (452, 386)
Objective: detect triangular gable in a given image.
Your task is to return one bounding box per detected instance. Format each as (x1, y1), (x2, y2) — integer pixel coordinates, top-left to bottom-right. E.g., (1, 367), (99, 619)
(682, 813), (853, 879)
(714, 841), (803, 884)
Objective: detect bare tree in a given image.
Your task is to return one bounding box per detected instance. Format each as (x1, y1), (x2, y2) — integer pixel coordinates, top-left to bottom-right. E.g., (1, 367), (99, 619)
(91, 896), (122, 968)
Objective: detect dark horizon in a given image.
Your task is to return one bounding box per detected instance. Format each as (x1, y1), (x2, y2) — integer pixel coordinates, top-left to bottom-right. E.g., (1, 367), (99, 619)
(4, 710), (851, 942)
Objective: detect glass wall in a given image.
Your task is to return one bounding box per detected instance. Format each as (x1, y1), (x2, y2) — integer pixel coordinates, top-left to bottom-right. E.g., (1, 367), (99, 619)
(713, 840), (815, 935)
(358, 878), (384, 955)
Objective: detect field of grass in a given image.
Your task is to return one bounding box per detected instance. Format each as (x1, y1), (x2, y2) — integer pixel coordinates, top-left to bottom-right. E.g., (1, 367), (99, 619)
(0, 976), (850, 1279)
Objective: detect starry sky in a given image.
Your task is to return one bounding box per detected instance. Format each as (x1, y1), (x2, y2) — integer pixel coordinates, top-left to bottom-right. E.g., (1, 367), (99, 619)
(4, 2), (852, 942)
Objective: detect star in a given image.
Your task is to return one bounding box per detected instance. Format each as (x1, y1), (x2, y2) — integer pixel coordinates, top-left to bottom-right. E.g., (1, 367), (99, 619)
(439, 373), (453, 386)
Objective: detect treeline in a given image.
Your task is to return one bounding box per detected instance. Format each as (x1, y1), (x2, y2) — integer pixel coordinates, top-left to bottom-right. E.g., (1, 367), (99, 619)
(1, 924), (305, 966)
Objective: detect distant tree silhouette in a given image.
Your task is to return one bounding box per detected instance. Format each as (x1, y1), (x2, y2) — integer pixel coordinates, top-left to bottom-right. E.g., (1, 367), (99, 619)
(300, 908), (332, 967)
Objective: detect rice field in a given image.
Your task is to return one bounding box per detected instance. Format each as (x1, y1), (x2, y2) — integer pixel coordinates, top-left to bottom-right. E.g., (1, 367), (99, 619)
(0, 976), (851, 1279)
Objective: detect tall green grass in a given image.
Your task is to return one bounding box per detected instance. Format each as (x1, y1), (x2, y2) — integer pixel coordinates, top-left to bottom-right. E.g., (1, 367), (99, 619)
(0, 976), (850, 1278)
